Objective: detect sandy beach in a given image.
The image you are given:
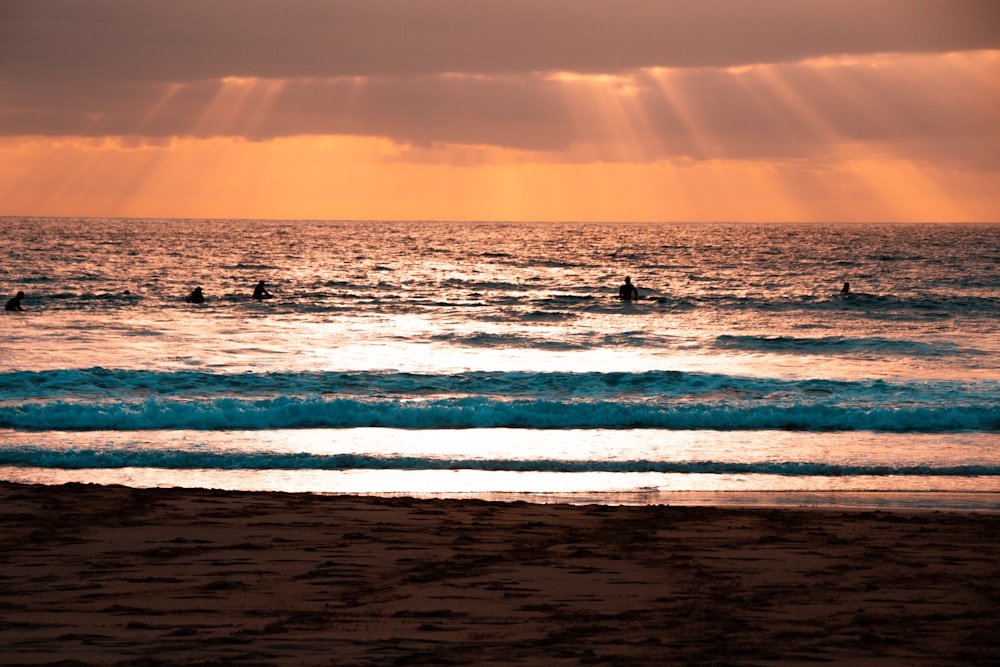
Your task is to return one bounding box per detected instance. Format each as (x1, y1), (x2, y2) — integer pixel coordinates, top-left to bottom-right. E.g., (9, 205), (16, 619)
(1, 482), (997, 666)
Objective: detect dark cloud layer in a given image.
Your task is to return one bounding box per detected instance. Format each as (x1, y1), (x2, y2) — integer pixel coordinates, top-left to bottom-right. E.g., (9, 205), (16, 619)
(3, 0), (996, 81)
(1, 0), (997, 168)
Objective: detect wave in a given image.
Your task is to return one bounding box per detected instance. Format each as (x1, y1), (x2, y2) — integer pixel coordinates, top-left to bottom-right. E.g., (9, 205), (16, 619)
(429, 332), (587, 349)
(4, 368), (996, 405)
(643, 293), (1000, 318)
(713, 335), (974, 357)
(0, 445), (995, 476)
(0, 396), (997, 433)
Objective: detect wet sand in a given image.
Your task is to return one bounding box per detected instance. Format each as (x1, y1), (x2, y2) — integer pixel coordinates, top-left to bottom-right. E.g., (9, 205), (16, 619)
(1, 482), (997, 666)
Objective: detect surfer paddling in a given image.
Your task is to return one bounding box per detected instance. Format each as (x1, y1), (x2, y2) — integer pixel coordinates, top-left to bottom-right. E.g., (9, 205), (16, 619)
(4, 290), (25, 311)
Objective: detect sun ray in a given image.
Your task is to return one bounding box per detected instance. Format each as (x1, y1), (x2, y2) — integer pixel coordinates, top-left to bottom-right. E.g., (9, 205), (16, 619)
(137, 83), (184, 133)
(644, 67), (720, 161)
(548, 72), (654, 163)
(186, 76), (284, 138)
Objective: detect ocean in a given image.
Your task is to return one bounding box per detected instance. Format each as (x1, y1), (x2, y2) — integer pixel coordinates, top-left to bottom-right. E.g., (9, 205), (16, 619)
(1, 218), (997, 509)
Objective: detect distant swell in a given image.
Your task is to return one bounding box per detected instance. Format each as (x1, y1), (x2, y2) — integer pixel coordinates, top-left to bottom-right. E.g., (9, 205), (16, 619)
(0, 397), (996, 433)
(713, 335), (972, 356)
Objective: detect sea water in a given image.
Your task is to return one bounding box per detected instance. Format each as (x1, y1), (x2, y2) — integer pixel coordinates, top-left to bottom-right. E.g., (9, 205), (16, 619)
(1, 218), (997, 509)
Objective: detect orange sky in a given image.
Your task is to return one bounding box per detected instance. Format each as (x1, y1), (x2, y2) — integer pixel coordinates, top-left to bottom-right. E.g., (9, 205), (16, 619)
(1, 1), (998, 222)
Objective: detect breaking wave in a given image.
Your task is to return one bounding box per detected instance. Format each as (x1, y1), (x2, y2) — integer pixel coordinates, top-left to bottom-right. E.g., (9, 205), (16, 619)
(1, 396), (996, 433)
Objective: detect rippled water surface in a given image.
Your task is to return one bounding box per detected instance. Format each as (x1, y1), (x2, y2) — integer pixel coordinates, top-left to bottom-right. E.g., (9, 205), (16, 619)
(2, 219), (998, 508)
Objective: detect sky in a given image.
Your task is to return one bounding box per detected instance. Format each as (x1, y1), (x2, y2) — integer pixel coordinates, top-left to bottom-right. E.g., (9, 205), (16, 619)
(1, 0), (998, 222)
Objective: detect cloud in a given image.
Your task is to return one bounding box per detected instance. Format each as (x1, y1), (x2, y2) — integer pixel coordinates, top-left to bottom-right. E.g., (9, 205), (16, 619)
(2, 52), (997, 170)
(0, 1), (997, 171)
(2, 0), (996, 82)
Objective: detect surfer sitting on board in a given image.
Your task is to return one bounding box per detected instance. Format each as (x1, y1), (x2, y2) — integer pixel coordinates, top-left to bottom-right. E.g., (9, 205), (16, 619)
(252, 280), (273, 300)
(5, 290), (25, 311)
(185, 287), (205, 304)
(618, 276), (639, 301)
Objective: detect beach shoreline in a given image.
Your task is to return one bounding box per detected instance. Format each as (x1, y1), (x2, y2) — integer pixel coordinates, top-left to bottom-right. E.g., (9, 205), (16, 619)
(1, 481), (997, 666)
(4, 467), (997, 513)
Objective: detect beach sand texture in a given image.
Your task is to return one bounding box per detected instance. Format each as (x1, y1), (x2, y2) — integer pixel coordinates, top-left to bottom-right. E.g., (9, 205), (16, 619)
(1, 482), (997, 666)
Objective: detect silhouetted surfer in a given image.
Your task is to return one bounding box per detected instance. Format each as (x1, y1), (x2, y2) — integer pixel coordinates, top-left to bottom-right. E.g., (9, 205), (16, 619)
(618, 276), (639, 301)
(185, 287), (205, 304)
(5, 290), (25, 311)
(841, 281), (851, 294)
(252, 280), (273, 300)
